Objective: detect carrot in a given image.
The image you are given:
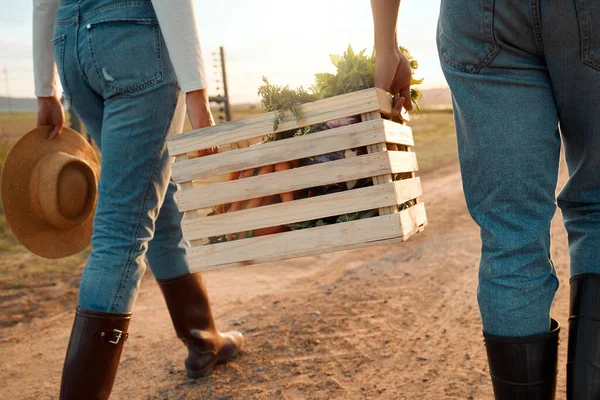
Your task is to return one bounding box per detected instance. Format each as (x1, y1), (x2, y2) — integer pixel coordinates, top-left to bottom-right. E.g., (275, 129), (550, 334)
(275, 162), (291, 172)
(226, 196), (246, 241)
(274, 162), (295, 202)
(226, 168), (256, 240)
(215, 171), (243, 213)
(226, 168), (256, 223)
(244, 165), (274, 209)
(188, 146), (218, 159)
(227, 170), (242, 181)
(254, 194), (289, 236)
(214, 203), (229, 214)
(280, 192), (294, 202)
(253, 225), (288, 237)
(235, 165), (275, 239)
(240, 168), (257, 179)
(257, 164), (275, 176)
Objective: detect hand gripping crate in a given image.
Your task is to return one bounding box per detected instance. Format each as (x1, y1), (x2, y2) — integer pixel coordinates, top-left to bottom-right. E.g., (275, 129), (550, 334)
(167, 88), (427, 272)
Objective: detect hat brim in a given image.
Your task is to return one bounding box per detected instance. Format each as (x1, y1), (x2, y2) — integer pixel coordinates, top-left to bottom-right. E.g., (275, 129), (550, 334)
(1, 126), (100, 259)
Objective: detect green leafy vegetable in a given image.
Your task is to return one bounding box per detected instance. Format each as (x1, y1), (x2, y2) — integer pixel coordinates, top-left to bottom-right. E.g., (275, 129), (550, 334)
(258, 45), (423, 132)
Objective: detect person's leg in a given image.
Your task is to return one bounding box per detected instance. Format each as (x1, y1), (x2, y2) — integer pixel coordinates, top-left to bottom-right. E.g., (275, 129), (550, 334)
(144, 92), (191, 279)
(77, 80), (180, 313)
(144, 95), (245, 377)
(542, 1), (600, 397)
(546, 2), (600, 277)
(438, 0), (561, 397)
(56, 4), (181, 398)
(439, 0), (560, 338)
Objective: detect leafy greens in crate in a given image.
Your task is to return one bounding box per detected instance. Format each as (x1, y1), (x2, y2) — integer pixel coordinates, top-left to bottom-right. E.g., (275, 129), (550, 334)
(208, 46), (421, 243)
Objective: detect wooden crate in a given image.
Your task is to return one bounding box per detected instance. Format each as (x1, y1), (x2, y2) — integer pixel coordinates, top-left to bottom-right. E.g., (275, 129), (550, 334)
(167, 88), (427, 271)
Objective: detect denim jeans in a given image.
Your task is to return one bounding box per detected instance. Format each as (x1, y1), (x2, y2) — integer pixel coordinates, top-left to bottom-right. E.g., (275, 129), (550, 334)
(53, 0), (191, 313)
(438, 0), (600, 336)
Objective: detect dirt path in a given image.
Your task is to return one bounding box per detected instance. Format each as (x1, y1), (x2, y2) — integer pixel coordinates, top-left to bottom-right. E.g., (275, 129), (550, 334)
(0, 162), (572, 400)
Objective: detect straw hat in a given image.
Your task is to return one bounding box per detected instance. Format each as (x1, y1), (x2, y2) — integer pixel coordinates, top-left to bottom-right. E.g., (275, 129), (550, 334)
(1, 126), (100, 259)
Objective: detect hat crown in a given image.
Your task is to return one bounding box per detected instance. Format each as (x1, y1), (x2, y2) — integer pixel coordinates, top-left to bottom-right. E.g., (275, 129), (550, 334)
(30, 152), (97, 229)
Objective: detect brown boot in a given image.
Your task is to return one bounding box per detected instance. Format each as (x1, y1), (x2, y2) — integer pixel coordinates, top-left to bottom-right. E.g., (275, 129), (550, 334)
(60, 308), (131, 400)
(158, 273), (244, 378)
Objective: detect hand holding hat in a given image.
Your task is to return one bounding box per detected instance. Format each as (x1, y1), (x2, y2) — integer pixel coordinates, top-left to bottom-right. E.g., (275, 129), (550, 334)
(37, 96), (65, 140)
(1, 126), (100, 258)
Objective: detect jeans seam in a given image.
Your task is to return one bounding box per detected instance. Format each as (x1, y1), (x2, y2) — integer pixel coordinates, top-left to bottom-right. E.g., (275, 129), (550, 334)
(530, 0), (545, 57)
(80, 2), (153, 21)
(108, 86), (180, 312)
(575, 0), (600, 70)
(73, 3), (91, 87)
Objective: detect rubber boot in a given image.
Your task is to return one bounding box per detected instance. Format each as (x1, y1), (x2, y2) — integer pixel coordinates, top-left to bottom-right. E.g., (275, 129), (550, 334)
(567, 274), (600, 400)
(483, 319), (560, 399)
(60, 308), (131, 400)
(158, 273), (244, 378)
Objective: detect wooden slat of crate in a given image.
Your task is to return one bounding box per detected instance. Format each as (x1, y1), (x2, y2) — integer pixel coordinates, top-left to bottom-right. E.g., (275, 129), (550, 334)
(189, 237), (405, 273)
(382, 119), (414, 146)
(171, 119), (414, 184)
(181, 178), (422, 241)
(176, 151), (418, 212)
(399, 202), (428, 237)
(167, 88), (392, 156)
(186, 203), (427, 271)
(389, 150), (419, 171)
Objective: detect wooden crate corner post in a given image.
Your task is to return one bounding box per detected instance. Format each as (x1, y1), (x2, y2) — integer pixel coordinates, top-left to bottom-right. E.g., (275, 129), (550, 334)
(361, 110), (397, 216)
(362, 91), (427, 239)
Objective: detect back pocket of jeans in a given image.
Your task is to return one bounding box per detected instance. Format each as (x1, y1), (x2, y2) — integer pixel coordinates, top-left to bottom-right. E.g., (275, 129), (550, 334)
(575, 0), (600, 70)
(52, 34), (70, 98)
(437, 0), (500, 74)
(87, 19), (163, 93)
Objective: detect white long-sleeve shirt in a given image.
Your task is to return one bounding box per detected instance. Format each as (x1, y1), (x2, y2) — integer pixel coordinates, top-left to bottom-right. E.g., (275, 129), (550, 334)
(32, 0), (207, 97)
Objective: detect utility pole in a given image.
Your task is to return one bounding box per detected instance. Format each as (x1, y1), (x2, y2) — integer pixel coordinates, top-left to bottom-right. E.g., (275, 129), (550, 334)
(3, 66), (13, 114)
(219, 46), (232, 122)
(208, 46), (232, 122)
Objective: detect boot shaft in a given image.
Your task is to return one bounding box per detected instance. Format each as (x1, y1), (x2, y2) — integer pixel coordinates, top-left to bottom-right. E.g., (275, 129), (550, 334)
(60, 309), (131, 400)
(157, 273), (244, 378)
(157, 273), (219, 349)
(568, 274), (600, 400)
(484, 319), (559, 400)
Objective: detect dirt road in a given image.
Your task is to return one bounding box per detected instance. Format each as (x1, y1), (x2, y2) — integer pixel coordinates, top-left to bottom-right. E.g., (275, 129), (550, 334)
(0, 162), (572, 399)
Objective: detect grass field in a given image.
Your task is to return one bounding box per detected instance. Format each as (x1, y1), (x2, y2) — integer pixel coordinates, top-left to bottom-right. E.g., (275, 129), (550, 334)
(0, 107), (457, 299)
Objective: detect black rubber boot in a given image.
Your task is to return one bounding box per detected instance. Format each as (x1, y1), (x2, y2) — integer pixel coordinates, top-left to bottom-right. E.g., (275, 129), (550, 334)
(483, 319), (560, 399)
(567, 274), (600, 400)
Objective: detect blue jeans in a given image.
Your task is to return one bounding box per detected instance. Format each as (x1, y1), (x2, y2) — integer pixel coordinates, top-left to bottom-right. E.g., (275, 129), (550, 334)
(438, 0), (600, 336)
(53, 0), (191, 313)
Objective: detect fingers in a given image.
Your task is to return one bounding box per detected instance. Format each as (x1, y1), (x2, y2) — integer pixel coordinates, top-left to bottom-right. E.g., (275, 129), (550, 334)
(48, 122), (64, 140)
(37, 96), (65, 139)
(399, 86), (413, 111)
(391, 95), (404, 116)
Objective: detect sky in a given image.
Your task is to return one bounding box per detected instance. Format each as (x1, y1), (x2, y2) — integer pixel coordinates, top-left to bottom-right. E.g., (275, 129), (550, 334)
(0, 0), (446, 104)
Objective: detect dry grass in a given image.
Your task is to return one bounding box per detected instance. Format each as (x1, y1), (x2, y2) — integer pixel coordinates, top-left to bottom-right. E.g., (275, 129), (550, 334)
(408, 110), (457, 173)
